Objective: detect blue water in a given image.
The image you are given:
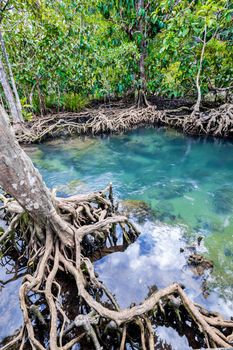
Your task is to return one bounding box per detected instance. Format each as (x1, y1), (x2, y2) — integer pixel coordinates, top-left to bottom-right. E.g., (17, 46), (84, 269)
(1, 127), (233, 348)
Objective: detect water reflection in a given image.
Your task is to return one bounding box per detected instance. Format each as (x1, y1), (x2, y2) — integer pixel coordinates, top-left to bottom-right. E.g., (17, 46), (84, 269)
(95, 220), (232, 318)
(1, 127), (233, 344)
(0, 261), (23, 340)
(0, 218), (24, 341)
(96, 222), (186, 307)
(155, 326), (192, 350)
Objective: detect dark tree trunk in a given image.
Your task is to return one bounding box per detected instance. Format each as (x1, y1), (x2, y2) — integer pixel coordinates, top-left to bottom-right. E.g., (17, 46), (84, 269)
(138, 0), (146, 93)
(193, 24), (207, 114)
(36, 79), (46, 116)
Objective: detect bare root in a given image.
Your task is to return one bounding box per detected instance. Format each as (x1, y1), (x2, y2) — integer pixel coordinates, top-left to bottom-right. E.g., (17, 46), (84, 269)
(165, 103), (233, 136)
(16, 106), (165, 144)
(1, 184), (233, 349)
(16, 102), (233, 145)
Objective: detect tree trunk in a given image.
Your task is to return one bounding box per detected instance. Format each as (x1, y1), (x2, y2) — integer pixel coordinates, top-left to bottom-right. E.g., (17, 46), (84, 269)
(0, 105), (73, 246)
(136, 0), (149, 108)
(136, 87), (149, 108)
(193, 24), (207, 113)
(0, 58), (23, 123)
(139, 18), (146, 93)
(0, 29), (23, 122)
(36, 79), (45, 116)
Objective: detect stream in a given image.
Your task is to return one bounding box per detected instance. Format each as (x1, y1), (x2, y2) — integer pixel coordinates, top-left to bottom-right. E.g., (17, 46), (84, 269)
(1, 127), (233, 349)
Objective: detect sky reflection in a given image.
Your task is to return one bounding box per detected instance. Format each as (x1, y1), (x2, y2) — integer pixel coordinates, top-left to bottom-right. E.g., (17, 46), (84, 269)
(95, 220), (233, 318)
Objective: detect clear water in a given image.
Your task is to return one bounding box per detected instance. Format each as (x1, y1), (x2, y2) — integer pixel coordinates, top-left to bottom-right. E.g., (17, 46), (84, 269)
(1, 127), (233, 348)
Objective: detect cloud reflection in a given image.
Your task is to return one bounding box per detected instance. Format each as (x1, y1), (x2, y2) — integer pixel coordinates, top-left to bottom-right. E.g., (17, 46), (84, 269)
(95, 221), (233, 318)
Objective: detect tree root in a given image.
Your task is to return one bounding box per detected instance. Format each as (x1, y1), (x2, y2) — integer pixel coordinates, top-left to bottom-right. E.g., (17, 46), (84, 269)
(15, 103), (233, 144)
(16, 106), (165, 144)
(164, 103), (233, 137)
(1, 185), (233, 349)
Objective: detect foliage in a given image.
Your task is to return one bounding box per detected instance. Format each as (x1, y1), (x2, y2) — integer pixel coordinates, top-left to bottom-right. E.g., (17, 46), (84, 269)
(0, 0), (232, 112)
(147, 0), (233, 97)
(62, 92), (89, 112)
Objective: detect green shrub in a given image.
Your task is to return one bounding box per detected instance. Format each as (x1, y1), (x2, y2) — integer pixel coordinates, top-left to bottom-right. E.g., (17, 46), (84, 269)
(31, 93), (90, 114)
(21, 97), (33, 121)
(63, 92), (89, 112)
(45, 94), (61, 110)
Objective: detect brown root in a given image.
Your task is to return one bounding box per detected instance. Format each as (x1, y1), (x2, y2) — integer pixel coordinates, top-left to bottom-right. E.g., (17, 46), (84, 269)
(15, 102), (233, 145)
(135, 90), (151, 108)
(1, 184), (233, 349)
(165, 103), (233, 137)
(16, 105), (164, 144)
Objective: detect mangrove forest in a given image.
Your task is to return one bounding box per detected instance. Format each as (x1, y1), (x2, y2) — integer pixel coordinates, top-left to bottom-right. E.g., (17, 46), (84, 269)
(0, 0), (233, 349)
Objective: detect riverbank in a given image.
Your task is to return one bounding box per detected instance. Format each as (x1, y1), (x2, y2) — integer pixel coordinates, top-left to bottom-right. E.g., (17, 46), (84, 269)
(16, 101), (233, 144)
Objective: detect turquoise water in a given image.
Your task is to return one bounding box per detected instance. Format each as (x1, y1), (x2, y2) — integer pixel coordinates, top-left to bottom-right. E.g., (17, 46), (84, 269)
(27, 128), (233, 311)
(1, 127), (233, 348)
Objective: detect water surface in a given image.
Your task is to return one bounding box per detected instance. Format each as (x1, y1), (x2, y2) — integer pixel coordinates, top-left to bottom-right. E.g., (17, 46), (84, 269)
(1, 127), (233, 348)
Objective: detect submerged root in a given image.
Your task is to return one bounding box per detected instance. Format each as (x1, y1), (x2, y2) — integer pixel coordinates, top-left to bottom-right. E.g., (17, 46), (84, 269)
(0, 185), (233, 349)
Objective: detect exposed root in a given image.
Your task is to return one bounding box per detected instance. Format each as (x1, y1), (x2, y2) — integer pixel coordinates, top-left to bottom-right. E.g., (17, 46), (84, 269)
(135, 90), (151, 108)
(16, 102), (233, 144)
(16, 106), (165, 144)
(119, 325), (127, 350)
(165, 103), (233, 136)
(1, 184), (233, 349)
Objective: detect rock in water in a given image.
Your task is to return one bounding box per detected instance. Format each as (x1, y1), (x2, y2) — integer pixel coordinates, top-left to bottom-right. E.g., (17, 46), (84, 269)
(187, 253), (213, 276)
(120, 199), (155, 223)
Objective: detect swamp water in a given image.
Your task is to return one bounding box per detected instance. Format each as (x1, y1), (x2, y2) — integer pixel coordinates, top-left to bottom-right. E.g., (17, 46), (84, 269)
(1, 127), (233, 349)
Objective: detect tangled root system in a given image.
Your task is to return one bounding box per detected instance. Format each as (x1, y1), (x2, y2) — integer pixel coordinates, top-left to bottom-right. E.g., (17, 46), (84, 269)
(0, 185), (233, 349)
(16, 106), (165, 144)
(16, 103), (233, 144)
(165, 103), (233, 136)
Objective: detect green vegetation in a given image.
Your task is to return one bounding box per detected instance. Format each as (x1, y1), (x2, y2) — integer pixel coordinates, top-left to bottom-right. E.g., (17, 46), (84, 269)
(0, 0), (232, 114)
